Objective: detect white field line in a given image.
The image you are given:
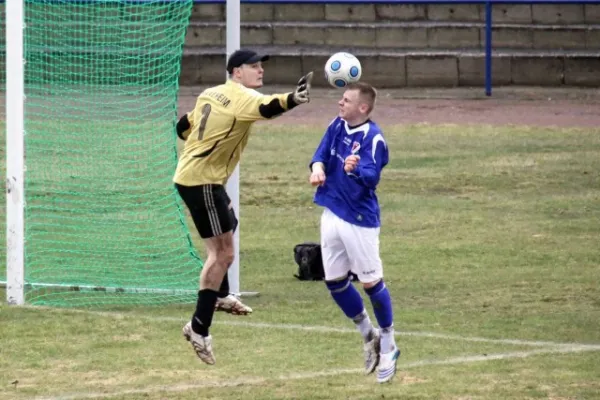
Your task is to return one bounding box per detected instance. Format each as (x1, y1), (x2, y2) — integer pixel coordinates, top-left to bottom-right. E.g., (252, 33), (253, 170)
(37, 345), (600, 400)
(216, 320), (600, 350)
(34, 306), (600, 350)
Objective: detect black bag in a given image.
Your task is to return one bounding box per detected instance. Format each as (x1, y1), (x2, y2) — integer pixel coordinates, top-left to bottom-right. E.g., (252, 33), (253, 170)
(293, 242), (325, 281)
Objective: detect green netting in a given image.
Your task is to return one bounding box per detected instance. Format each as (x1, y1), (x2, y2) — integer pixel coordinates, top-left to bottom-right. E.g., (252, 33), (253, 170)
(2, 0), (203, 307)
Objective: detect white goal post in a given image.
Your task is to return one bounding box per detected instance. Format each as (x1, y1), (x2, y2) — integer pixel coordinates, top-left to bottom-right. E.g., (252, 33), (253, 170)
(225, 0), (242, 296)
(5, 0), (26, 305)
(224, 0), (258, 298)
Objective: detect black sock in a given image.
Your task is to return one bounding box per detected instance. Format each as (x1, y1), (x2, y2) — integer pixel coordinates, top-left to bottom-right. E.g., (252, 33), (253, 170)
(218, 273), (230, 299)
(216, 209), (237, 299)
(191, 289), (219, 336)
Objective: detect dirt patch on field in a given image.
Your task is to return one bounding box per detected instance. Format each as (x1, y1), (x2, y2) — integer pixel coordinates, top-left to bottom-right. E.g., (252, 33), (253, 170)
(178, 86), (600, 128)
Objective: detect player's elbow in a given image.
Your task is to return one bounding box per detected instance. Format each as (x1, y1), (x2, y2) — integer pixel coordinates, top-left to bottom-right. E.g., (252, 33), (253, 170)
(359, 168), (380, 188)
(363, 176), (380, 188)
(176, 115), (191, 140)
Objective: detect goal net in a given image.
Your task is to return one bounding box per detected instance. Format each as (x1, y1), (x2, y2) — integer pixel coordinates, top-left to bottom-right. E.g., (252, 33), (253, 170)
(2, 0), (204, 307)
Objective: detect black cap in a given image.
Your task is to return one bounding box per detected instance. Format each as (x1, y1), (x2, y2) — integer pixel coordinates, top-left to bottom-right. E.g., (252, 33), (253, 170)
(226, 49), (270, 74)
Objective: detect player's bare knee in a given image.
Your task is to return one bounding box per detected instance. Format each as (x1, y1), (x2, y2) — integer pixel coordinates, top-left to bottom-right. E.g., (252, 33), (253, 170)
(205, 247), (233, 270)
(205, 232), (234, 262)
(216, 247), (234, 267)
(202, 261), (228, 288)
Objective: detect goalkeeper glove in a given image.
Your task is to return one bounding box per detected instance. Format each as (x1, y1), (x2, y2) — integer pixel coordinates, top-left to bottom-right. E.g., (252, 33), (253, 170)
(293, 71), (313, 104)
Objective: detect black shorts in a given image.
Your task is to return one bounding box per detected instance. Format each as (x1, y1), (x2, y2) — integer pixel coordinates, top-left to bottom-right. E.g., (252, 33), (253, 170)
(175, 183), (237, 239)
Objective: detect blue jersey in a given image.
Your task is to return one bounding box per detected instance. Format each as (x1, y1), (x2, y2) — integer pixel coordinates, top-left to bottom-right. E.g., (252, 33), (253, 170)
(310, 117), (388, 228)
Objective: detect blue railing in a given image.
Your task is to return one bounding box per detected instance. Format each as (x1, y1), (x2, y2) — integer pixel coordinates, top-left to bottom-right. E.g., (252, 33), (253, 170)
(193, 0), (600, 96)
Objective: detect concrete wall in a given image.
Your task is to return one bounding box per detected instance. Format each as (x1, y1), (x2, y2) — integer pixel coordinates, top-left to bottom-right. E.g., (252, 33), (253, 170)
(185, 22), (599, 51)
(0, 3), (598, 88)
(190, 3), (598, 24)
(181, 3), (600, 88)
(183, 52), (600, 87)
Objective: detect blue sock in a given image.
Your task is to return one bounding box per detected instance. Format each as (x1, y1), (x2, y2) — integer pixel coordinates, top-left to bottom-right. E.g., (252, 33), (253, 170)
(365, 280), (393, 329)
(326, 277), (364, 319)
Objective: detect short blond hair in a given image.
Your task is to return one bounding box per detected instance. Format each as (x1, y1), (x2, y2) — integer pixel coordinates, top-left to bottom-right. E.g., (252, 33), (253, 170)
(347, 82), (377, 114)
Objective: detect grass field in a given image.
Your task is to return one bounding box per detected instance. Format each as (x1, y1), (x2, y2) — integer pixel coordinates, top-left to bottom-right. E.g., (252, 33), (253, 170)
(1, 122), (600, 399)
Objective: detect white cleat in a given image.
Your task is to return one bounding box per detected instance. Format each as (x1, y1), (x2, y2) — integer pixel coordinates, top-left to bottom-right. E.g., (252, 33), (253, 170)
(363, 329), (381, 374)
(377, 347), (401, 383)
(215, 294), (253, 315)
(182, 322), (216, 365)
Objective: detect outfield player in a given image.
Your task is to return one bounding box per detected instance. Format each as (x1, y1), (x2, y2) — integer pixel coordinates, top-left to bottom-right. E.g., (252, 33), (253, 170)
(175, 49), (313, 365)
(309, 82), (400, 383)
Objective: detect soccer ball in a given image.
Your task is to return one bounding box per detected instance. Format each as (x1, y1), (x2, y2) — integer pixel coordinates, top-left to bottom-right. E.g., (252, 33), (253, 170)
(324, 52), (362, 88)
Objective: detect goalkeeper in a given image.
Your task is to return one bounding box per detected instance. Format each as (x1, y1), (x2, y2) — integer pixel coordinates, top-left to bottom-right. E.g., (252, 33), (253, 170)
(174, 49), (313, 365)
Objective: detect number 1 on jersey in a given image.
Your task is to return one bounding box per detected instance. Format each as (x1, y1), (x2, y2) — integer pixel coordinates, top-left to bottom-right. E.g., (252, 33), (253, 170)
(197, 104), (212, 140)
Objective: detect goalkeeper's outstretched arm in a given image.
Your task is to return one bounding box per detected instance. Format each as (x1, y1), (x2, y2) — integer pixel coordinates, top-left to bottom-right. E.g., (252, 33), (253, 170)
(237, 72), (314, 121)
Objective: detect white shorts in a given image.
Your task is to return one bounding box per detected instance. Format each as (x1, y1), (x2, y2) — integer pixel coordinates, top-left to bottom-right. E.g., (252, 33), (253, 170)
(320, 208), (383, 283)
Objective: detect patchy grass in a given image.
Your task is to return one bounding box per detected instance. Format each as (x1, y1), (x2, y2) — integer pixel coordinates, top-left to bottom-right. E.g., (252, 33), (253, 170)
(1, 123), (600, 399)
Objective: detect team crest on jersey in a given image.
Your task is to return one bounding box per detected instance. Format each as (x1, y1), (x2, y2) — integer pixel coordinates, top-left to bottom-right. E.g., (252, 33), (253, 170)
(351, 141), (361, 154)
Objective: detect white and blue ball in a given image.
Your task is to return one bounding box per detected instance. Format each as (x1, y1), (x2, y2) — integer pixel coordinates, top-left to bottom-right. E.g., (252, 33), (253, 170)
(324, 52), (362, 89)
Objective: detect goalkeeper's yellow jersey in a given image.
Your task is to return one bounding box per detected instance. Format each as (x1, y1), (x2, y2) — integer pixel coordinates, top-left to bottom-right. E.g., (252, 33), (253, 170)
(173, 80), (293, 186)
